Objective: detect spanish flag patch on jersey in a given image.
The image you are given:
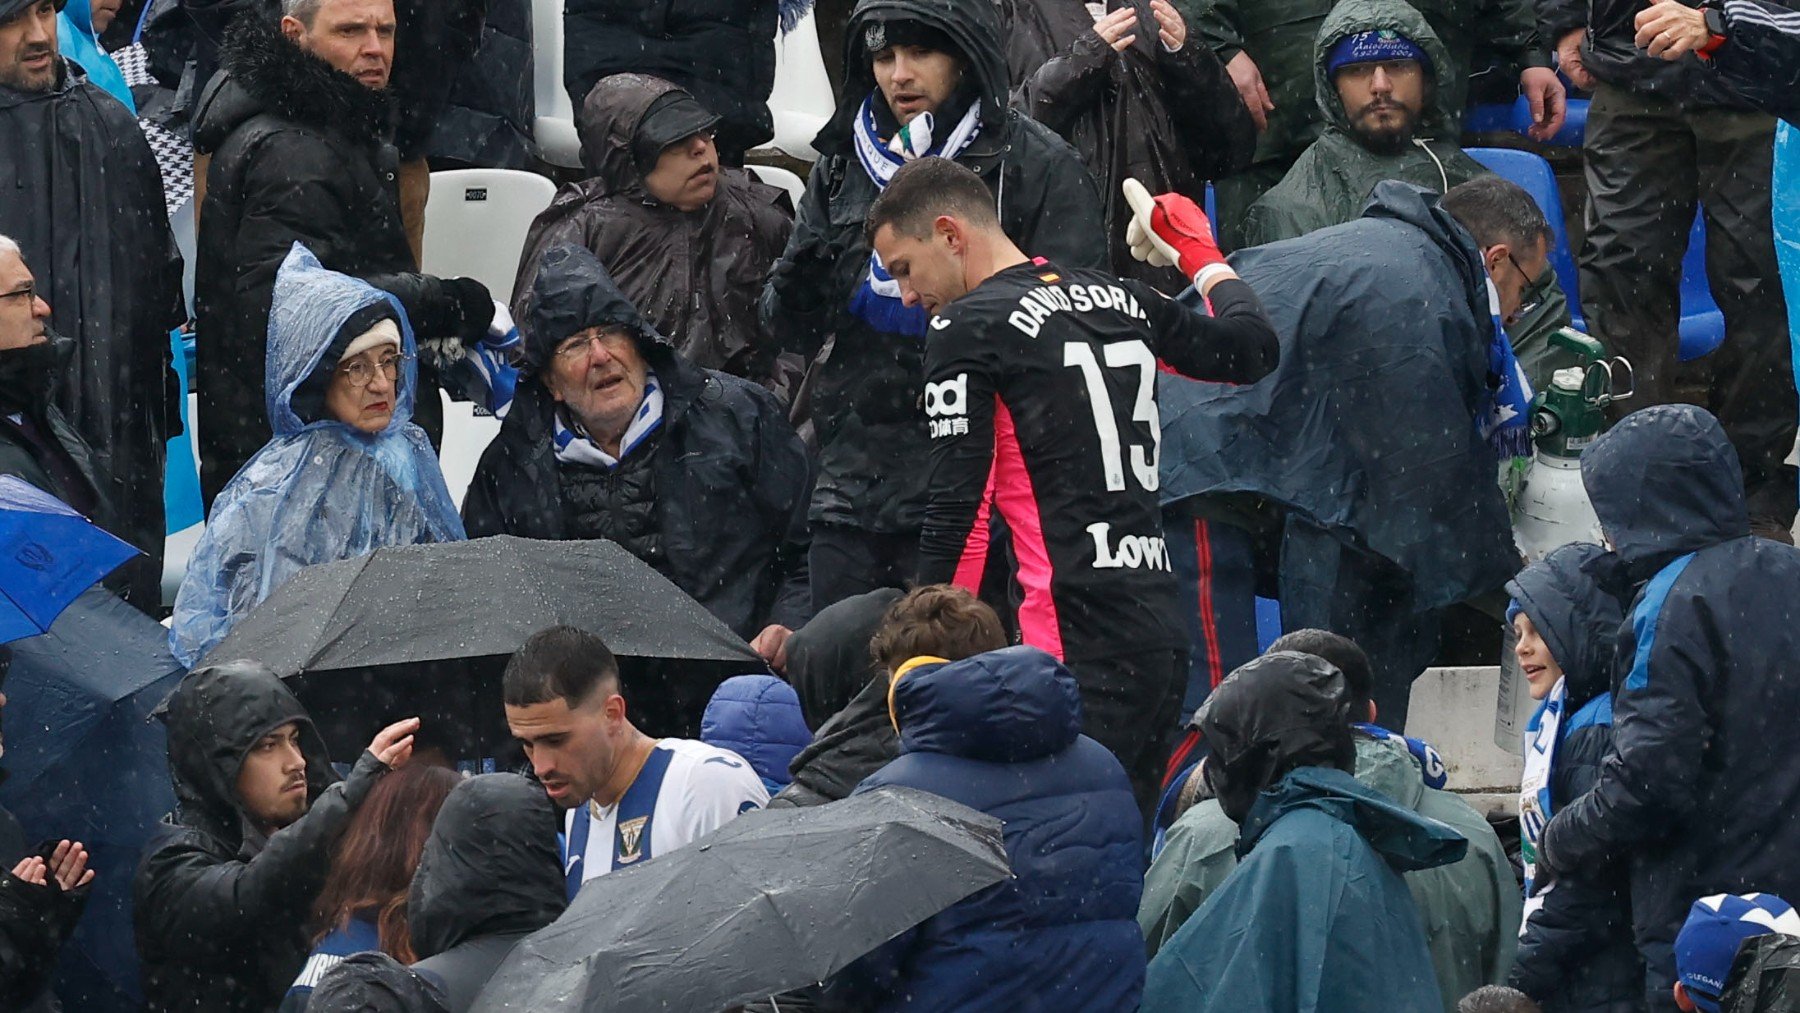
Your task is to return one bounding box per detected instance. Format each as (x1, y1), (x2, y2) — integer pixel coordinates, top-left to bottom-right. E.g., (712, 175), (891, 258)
(1038, 272), (1061, 284)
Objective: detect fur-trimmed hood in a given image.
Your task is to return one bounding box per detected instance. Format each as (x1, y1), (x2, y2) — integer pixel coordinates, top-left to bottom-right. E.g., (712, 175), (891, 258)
(194, 11), (393, 153)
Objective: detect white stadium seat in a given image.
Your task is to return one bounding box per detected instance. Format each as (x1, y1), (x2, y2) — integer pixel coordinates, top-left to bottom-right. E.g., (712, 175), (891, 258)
(765, 7), (835, 162)
(747, 163), (807, 207)
(420, 168), (559, 305)
(531, 0), (582, 168)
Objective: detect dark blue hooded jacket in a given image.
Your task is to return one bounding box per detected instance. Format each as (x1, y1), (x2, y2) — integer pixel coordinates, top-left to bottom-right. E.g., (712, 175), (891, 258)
(826, 646), (1145, 1012)
(700, 674), (812, 794)
(1506, 543), (1642, 1013)
(1539, 405), (1800, 1009)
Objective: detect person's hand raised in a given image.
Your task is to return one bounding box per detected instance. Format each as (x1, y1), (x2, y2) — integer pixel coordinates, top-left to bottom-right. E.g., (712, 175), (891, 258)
(1150, 0), (1186, 51)
(368, 717), (420, 769)
(1091, 6), (1139, 52)
(10, 856), (44, 886)
(45, 840), (92, 891)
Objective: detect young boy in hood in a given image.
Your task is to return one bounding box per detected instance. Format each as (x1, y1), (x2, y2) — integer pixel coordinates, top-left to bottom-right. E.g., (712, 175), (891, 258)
(1507, 542), (1644, 1013)
(1141, 651), (1466, 1013)
(135, 662), (419, 1013)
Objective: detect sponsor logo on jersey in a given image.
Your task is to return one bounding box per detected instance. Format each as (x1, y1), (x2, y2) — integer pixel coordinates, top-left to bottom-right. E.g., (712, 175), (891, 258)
(1008, 281), (1148, 338)
(930, 315), (952, 330)
(925, 373), (971, 438)
(1086, 522), (1172, 572)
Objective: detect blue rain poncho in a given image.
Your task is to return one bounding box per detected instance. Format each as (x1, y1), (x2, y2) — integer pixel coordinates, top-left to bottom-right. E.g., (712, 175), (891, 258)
(56, 0), (133, 111)
(169, 244), (465, 665)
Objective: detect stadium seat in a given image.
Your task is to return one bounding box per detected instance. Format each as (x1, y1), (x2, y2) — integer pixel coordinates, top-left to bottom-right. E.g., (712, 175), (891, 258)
(420, 168), (559, 304)
(1678, 211), (1726, 361)
(748, 163), (807, 206)
(766, 7), (835, 161)
(1509, 94), (1589, 148)
(530, 0), (581, 168)
(1467, 147), (1583, 327)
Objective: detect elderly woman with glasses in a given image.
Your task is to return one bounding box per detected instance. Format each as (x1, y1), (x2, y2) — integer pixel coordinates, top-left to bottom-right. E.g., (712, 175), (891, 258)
(170, 245), (466, 666)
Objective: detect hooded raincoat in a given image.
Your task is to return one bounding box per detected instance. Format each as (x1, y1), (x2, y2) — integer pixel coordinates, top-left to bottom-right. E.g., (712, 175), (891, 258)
(1239, 0), (1488, 248)
(1142, 730), (1518, 1011)
(1538, 405), (1800, 1008)
(514, 73), (793, 380)
(1505, 543), (1642, 1013)
(760, 0), (1106, 536)
(57, 0), (133, 110)
(0, 54), (183, 597)
(169, 245), (465, 667)
(999, 0), (1253, 285)
(1141, 764), (1467, 1012)
(463, 244), (812, 640)
(1159, 182), (1517, 717)
(826, 646), (1146, 1012)
(134, 662), (392, 1013)
(406, 775), (566, 1011)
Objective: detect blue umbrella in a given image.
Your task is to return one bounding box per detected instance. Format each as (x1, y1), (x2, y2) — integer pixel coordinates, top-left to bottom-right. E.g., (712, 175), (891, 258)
(0, 476), (138, 643)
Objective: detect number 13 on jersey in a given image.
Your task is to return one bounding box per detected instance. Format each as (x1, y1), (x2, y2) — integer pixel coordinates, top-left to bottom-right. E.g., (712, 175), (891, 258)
(1063, 339), (1161, 493)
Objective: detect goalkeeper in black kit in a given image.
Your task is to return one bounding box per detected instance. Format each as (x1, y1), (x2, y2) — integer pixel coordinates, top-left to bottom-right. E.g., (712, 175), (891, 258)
(864, 157), (1278, 814)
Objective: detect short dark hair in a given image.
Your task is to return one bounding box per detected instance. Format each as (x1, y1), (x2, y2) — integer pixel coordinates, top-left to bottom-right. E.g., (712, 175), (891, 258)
(1457, 986), (1542, 1013)
(502, 626), (621, 708)
(1440, 176), (1553, 256)
(868, 584), (1008, 674)
(863, 157), (1001, 246)
(1267, 629), (1374, 719)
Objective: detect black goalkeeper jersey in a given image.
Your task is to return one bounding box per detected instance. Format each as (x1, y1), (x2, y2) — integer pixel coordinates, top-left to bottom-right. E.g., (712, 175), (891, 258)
(917, 259), (1277, 664)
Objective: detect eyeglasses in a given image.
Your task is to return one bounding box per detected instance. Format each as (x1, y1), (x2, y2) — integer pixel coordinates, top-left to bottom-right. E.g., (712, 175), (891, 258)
(336, 352), (408, 389)
(554, 330), (626, 363)
(1506, 253), (1547, 317)
(0, 283), (35, 304)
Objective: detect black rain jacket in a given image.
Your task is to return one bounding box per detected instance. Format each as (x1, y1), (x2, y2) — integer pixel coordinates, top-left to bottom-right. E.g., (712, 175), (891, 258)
(134, 661), (389, 1013)
(759, 0), (1107, 533)
(1000, 0), (1253, 284)
(1539, 405), (1800, 1006)
(0, 57), (183, 577)
(464, 245), (812, 639)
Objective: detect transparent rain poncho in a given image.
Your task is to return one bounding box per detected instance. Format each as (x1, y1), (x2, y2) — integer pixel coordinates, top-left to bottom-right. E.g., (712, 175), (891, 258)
(169, 244), (465, 665)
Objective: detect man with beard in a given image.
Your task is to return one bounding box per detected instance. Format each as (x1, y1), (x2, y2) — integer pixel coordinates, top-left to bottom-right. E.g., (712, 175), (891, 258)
(1240, 1), (1499, 248)
(0, 0), (183, 611)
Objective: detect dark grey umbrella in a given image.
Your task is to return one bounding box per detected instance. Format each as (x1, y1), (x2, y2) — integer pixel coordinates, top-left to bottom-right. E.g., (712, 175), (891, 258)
(201, 536), (764, 751)
(470, 786), (1012, 1013)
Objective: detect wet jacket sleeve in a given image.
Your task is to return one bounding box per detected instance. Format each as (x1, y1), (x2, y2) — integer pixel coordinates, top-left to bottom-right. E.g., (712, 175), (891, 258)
(237, 141), (489, 345)
(1707, 0), (1800, 125)
(1158, 40), (1258, 180)
(1190, 0), (1245, 61)
(915, 324), (999, 587)
(1537, 0), (1588, 45)
(1138, 278), (1278, 384)
(1476, 0), (1553, 70)
(1539, 595), (1708, 876)
(0, 869), (88, 1007)
(760, 162), (842, 362)
(134, 752), (388, 955)
(1137, 803), (1240, 956)
(1010, 27), (1115, 136)
(749, 386), (815, 631)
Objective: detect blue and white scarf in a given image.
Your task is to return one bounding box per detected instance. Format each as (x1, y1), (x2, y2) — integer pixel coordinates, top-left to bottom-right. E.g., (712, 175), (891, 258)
(553, 371), (663, 469)
(848, 93), (983, 337)
(1480, 279), (1536, 461)
(1518, 676), (1565, 930)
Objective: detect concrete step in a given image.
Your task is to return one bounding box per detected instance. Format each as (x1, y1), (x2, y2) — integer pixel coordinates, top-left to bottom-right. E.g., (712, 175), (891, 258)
(1406, 665), (1526, 811)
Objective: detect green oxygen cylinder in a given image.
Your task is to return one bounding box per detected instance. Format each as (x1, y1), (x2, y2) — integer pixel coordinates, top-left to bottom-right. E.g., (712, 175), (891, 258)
(1512, 329), (1633, 563)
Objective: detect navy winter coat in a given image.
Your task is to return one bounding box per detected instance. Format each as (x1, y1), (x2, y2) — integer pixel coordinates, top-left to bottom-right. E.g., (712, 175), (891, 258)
(1539, 405), (1800, 1010)
(1506, 543), (1643, 1013)
(825, 646), (1145, 1011)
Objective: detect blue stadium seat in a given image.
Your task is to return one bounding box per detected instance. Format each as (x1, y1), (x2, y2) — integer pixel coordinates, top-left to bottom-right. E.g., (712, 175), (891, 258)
(1508, 94), (1589, 148)
(165, 331), (202, 534)
(1467, 147), (1583, 328)
(1678, 212), (1726, 361)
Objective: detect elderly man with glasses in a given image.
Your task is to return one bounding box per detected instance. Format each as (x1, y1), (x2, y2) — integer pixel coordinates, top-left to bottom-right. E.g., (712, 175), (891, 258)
(465, 244), (813, 683)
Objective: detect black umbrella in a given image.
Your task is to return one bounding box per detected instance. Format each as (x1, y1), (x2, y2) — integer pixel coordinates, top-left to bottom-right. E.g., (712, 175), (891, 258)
(470, 786), (1012, 1013)
(202, 536), (764, 755)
